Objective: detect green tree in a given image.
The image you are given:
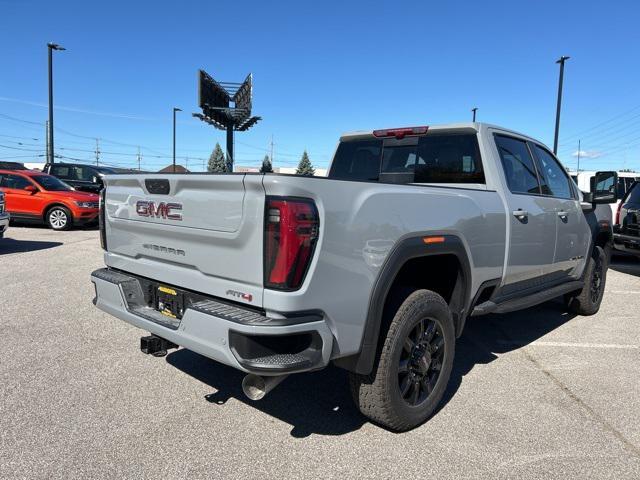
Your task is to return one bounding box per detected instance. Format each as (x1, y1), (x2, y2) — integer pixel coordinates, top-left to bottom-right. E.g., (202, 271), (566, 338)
(208, 143), (227, 173)
(296, 150), (315, 176)
(260, 154), (273, 173)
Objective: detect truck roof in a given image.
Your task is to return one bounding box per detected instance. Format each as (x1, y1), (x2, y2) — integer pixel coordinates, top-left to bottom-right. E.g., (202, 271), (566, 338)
(340, 122), (542, 145)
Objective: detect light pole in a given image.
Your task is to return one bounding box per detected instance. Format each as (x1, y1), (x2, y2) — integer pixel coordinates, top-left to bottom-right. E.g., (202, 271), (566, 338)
(47, 42), (65, 164)
(553, 55), (570, 155)
(172, 107), (181, 172)
(471, 107), (478, 122)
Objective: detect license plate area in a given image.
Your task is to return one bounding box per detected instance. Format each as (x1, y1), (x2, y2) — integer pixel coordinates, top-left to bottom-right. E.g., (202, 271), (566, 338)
(153, 285), (185, 320)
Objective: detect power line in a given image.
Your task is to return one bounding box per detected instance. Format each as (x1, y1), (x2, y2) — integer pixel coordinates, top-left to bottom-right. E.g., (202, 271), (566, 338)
(561, 104), (640, 143)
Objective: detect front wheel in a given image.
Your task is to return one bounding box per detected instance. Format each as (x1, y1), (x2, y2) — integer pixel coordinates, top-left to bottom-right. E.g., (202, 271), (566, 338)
(350, 289), (455, 431)
(566, 245), (607, 315)
(46, 206), (72, 231)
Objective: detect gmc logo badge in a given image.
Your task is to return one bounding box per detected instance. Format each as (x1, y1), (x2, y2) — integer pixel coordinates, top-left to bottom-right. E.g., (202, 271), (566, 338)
(136, 201), (182, 221)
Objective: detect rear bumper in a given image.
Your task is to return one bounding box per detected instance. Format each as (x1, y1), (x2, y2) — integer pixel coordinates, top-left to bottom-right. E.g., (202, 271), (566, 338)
(0, 212), (9, 237)
(613, 232), (640, 256)
(90, 268), (333, 375)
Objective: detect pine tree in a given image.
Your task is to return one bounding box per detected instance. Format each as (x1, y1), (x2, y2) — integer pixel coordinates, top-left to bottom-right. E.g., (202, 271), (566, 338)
(208, 143), (227, 173)
(260, 154), (273, 173)
(296, 150), (315, 176)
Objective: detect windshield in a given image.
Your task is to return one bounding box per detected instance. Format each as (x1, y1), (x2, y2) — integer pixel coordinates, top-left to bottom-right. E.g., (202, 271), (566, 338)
(31, 175), (73, 191)
(627, 183), (640, 204)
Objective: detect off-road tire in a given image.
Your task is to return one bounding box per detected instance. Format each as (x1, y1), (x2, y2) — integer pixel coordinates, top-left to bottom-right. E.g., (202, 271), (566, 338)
(46, 206), (72, 231)
(566, 245), (607, 315)
(349, 289), (455, 431)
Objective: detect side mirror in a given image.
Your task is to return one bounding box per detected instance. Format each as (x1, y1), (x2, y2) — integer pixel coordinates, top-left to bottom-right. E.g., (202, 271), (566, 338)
(591, 171), (618, 204)
(24, 185), (38, 194)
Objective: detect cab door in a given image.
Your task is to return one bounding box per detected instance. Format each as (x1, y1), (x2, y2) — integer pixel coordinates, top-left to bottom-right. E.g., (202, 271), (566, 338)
(494, 134), (557, 294)
(531, 144), (590, 277)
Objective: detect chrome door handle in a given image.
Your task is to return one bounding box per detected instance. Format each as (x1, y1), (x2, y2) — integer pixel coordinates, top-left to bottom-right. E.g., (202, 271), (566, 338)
(512, 209), (528, 219)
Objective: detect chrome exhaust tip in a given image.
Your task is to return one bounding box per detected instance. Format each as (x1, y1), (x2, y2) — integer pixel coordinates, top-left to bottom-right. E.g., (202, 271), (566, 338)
(241, 374), (288, 401)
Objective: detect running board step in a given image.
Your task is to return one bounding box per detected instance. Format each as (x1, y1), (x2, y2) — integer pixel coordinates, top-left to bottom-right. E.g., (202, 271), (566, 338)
(471, 280), (584, 316)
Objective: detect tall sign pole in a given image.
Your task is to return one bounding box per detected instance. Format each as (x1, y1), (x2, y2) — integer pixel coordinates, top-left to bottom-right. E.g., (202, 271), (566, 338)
(194, 70), (261, 173)
(47, 42), (66, 164)
(553, 55), (570, 155)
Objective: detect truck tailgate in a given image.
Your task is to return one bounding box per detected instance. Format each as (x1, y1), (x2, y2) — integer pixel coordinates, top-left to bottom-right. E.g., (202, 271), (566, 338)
(102, 174), (265, 306)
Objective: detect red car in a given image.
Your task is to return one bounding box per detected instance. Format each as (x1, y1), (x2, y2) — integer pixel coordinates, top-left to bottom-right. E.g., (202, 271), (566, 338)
(0, 169), (99, 230)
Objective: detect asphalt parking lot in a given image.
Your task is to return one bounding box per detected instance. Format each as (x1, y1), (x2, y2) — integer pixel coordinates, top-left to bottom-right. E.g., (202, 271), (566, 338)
(1, 226), (639, 479)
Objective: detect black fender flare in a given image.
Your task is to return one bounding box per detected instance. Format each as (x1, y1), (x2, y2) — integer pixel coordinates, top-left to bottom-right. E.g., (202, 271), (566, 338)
(337, 233), (472, 375)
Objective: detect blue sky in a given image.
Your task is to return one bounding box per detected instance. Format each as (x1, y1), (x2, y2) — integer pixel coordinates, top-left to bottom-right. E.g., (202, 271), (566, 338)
(1, 0), (639, 172)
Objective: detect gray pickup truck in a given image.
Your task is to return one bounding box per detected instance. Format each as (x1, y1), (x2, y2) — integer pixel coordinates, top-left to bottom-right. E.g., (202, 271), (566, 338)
(91, 123), (617, 431)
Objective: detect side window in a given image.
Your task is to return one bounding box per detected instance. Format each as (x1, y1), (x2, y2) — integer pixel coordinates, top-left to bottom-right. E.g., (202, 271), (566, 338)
(415, 134), (484, 183)
(531, 144), (572, 199)
(52, 166), (70, 178)
(74, 166), (95, 181)
(495, 135), (540, 195)
(4, 174), (32, 190)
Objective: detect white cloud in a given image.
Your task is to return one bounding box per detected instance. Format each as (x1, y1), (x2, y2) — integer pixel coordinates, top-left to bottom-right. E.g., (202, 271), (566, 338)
(572, 150), (603, 158)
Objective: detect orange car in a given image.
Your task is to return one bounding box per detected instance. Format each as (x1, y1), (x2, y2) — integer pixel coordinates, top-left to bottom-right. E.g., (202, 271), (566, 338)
(0, 169), (99, 230)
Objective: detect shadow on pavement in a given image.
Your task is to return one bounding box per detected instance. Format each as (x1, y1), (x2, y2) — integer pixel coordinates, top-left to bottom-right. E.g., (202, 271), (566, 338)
(166, 349), (365, 437)
(439, 299), (576, 412)
(167, 298), (577, 437)
(0, 237), (63, 255)
(610, 254), (640, 277)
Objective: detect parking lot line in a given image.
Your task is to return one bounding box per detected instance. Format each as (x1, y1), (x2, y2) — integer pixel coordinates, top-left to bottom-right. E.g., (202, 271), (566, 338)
(497, 340), (639, 349)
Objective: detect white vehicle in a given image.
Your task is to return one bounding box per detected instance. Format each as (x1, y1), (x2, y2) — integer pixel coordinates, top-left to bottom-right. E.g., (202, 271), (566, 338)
(570, 170), (640, 221)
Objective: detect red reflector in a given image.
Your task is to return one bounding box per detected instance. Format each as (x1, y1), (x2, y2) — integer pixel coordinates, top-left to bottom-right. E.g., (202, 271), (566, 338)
(264, 197), (319, 290)
(373, 126), (429, 139)
(615, 202), (621, 226)
(423, 236), (445, 244)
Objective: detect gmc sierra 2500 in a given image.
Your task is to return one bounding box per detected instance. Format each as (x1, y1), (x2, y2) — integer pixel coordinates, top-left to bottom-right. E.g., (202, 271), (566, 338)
(91, 123), (617, 431)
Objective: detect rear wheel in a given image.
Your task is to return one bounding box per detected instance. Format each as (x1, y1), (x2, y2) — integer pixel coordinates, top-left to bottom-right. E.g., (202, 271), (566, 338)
(350, 289), (455, 431)
(46, 206), (72, 231)
(566, 245), (607, 315)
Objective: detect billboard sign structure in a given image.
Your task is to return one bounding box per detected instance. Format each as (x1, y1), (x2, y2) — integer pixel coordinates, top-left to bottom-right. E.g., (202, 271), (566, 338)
(195, 69), (261, 168)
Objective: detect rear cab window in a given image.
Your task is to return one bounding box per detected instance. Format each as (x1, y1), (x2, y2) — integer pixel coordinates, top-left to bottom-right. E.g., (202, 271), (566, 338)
(328, 132), (485, 185)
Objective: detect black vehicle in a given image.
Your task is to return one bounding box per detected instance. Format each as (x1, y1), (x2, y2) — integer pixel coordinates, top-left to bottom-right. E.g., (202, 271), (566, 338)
(43, 163), (128, 193)
(614, 181), (640, 256)
(0, 161), (28, 170)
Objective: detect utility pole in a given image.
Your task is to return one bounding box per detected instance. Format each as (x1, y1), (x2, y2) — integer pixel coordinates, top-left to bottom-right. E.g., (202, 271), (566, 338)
(185, 157), (189, 171)
(173, 107), (181, 173)
(576, 140), (581, 173)
(553, 55), (570, 155)
(137, 146), (142, 171)
(471, 107), (478, 122)
(270, 134), (274, 166)
(95, 138), (100, 166)
(47, 42), (66, 164)
(202, 159), (205, 172)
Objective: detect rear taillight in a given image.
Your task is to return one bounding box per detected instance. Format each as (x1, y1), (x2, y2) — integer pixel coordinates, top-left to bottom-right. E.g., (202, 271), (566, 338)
(264, 197), (319, 291)
(99, 188), (107, 250)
